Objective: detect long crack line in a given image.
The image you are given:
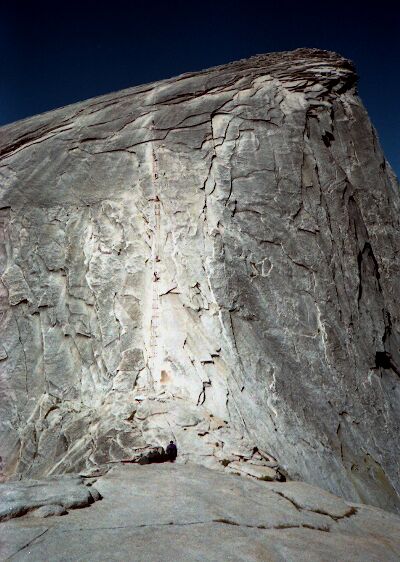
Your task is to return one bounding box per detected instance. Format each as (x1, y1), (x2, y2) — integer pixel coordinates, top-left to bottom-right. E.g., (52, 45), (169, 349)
(6, 528), (49, 561)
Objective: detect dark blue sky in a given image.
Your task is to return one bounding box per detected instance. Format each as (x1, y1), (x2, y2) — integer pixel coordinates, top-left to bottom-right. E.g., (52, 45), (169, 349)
(1, 0), (398, 176)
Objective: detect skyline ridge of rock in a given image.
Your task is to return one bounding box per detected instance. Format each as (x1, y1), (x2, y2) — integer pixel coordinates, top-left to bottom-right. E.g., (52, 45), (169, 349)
(0, 48), (399, 514)
(0, 48), (356, 135)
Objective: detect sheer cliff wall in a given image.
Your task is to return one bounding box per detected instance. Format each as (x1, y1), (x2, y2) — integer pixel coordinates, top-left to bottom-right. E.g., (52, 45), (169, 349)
(1, 49), (399, 511)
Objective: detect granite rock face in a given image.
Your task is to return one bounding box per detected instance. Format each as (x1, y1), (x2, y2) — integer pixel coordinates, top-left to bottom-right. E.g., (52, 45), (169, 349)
(0, 49), (399, 512)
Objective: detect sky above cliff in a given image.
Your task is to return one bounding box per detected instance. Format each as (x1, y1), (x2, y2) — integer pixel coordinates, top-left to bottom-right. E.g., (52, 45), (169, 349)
(1, 0), (398, 176)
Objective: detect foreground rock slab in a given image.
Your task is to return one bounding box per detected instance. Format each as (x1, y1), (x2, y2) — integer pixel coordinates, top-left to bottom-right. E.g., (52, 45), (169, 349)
(1, 464), (399, 561)
(0, 475), (100, 522)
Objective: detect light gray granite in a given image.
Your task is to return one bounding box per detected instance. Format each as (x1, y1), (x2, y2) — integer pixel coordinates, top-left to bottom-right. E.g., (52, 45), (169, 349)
(0, 475), (99, 521)
(1, 464), (400, 561)
(0, 49), (399, 513)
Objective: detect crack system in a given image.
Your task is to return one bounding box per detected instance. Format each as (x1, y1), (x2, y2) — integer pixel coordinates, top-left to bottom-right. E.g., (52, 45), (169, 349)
(5, 528), (49, 561)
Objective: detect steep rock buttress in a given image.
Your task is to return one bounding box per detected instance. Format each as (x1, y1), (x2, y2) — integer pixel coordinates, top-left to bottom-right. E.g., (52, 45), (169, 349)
(0, 49), (399, 512)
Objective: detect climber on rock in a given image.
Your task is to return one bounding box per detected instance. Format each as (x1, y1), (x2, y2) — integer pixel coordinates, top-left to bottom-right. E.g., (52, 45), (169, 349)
(166, 441), (177, 462)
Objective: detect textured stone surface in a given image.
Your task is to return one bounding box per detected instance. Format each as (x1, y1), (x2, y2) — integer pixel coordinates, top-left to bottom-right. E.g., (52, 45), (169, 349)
(0, 48), (399, 512)
(0, 475), (100, 521)
(226, 460), (280, 481)
(29, 504), (67, 518)
(1, 464), (400, 561)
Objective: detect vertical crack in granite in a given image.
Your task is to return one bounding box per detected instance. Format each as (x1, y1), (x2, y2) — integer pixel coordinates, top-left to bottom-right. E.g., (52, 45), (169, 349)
(147, 122), (162, 387)
(0, 48), (399, 513)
